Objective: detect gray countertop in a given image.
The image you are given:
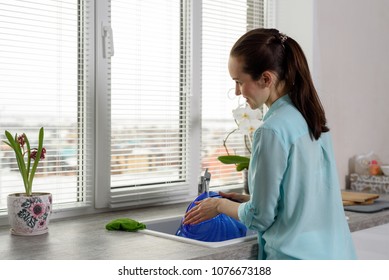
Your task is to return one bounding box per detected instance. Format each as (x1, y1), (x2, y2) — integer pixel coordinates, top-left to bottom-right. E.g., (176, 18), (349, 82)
(1, 194), (389, 260)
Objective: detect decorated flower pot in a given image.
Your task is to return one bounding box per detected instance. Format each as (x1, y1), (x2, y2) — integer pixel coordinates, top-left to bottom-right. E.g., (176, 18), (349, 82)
(7, 192), (52, 236)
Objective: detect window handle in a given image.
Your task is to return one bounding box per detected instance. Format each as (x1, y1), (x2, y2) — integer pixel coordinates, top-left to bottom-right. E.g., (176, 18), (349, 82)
(102, 24), (114, 58)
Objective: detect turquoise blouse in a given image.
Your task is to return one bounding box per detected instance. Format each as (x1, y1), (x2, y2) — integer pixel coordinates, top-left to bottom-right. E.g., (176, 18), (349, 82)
(238, 95), (357, 260)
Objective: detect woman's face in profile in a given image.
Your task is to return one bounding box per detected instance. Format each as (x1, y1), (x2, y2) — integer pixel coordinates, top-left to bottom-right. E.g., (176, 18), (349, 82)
(228, 56), (269, 110)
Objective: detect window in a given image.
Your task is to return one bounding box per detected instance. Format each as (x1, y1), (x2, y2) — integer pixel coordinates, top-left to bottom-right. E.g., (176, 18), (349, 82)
(0, 0), (270, 218)
(95, 0), (193, 208)
(201, 0), (265, 189)
(108, 0), (192, 207)
(0, 0), (93, 214)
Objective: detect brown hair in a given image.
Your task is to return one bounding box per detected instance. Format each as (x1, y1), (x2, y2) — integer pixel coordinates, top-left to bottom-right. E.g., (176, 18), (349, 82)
(230, 28), (329, 140)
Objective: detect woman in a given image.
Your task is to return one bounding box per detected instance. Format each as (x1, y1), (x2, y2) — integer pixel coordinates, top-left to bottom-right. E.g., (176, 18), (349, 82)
(184, 28), (356, 260)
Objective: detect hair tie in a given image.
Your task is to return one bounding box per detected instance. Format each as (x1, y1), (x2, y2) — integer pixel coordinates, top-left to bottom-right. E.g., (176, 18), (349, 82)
(280, 33), (288, 45)
(279, 33), (288, 49)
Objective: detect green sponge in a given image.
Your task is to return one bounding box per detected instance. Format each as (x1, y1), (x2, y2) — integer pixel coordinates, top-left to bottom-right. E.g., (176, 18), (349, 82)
(105, 218), (146, 232)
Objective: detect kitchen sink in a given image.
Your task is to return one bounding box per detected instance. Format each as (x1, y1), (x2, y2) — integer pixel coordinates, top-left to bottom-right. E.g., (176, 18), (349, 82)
(140, 215), (257, 248)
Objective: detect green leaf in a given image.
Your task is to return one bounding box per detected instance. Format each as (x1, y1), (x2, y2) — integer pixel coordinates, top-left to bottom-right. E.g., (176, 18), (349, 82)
(2, 140), (11, 148)
(28, 127), (44, 196)
(236, 162), (249, 171)
(24, 133), (32, 194)
(218, 155), (250, 171)
(4, 130), (29, 193)
(217, 155), (250, 165)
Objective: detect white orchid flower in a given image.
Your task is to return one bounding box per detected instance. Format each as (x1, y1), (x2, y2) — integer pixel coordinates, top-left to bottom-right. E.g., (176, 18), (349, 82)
(233, 105), (263, 136)
(232, 106), (262, 123)
(237, 119), (263, 136)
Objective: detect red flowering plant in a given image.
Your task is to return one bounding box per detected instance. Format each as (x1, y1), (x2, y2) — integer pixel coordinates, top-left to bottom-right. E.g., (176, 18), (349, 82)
(3, 127), (46, 196)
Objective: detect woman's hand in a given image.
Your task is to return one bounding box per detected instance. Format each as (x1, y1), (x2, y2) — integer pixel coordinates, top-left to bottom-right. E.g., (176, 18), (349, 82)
(183, 198), (220, 225)
(219, 191), (250, 203)
(183, 192), (246, 225)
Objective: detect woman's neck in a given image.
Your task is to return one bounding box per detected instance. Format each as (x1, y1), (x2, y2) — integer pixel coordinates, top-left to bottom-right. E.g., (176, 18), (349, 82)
(266, 81), (288, 107)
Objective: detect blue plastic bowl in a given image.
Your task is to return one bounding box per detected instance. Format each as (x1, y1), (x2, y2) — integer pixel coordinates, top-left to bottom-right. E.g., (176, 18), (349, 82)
(175, 191), (247, 242)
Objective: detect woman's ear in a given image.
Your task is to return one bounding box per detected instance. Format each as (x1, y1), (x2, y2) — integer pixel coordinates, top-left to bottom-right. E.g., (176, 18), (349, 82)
(261, 71), (274, 88)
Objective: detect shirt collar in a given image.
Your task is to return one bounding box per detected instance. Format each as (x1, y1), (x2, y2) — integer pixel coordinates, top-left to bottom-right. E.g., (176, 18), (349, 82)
(263, 94), (291, 121)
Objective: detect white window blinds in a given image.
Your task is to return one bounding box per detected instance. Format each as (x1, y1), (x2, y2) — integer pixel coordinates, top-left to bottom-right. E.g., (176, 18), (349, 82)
(201, 0), (264, 189)
(0, 0), (93, 212)
(108, 0), (192, 207)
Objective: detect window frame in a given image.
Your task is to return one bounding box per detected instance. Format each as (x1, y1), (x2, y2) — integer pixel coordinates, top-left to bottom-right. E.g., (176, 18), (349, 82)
(94, 0), (200, 209)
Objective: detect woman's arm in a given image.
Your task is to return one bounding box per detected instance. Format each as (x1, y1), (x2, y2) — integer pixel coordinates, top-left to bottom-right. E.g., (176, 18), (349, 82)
(219, 191), (250, 203)
(183, 197), (241, 225)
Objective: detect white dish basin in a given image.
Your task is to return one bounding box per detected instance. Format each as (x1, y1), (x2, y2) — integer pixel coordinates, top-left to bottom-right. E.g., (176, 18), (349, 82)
(140, 215), (257, 248)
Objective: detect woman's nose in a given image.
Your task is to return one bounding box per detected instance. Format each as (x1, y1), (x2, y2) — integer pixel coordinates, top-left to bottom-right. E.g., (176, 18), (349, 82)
(235, 84), (241, 96)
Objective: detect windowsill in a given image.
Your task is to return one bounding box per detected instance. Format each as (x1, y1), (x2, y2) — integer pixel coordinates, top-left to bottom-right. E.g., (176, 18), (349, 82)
(1, 195), (389, 260)
(0, 186), (244, 227)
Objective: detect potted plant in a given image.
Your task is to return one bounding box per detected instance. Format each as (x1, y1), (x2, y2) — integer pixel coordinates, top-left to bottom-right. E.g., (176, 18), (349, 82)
(3, 127), (52, 236)
(217, 105), (263, 194)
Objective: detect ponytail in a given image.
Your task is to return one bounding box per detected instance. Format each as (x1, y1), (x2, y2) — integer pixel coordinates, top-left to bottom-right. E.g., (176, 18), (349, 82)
(230, 28), (329, 140)
(283, 36), (329, 140)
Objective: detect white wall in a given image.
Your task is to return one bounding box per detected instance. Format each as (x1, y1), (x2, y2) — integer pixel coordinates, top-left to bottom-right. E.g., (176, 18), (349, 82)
(276, 0), (389, 188)
(315, 0), (389, 188)
(276, 0), (314, 69)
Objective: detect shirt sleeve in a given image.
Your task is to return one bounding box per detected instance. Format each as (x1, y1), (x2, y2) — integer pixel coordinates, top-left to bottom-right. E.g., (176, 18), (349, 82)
(238, 127), (288, 232)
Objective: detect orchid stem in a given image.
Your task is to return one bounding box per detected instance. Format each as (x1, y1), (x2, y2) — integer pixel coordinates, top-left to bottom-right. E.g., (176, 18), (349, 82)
(223, 128), (238, 156)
